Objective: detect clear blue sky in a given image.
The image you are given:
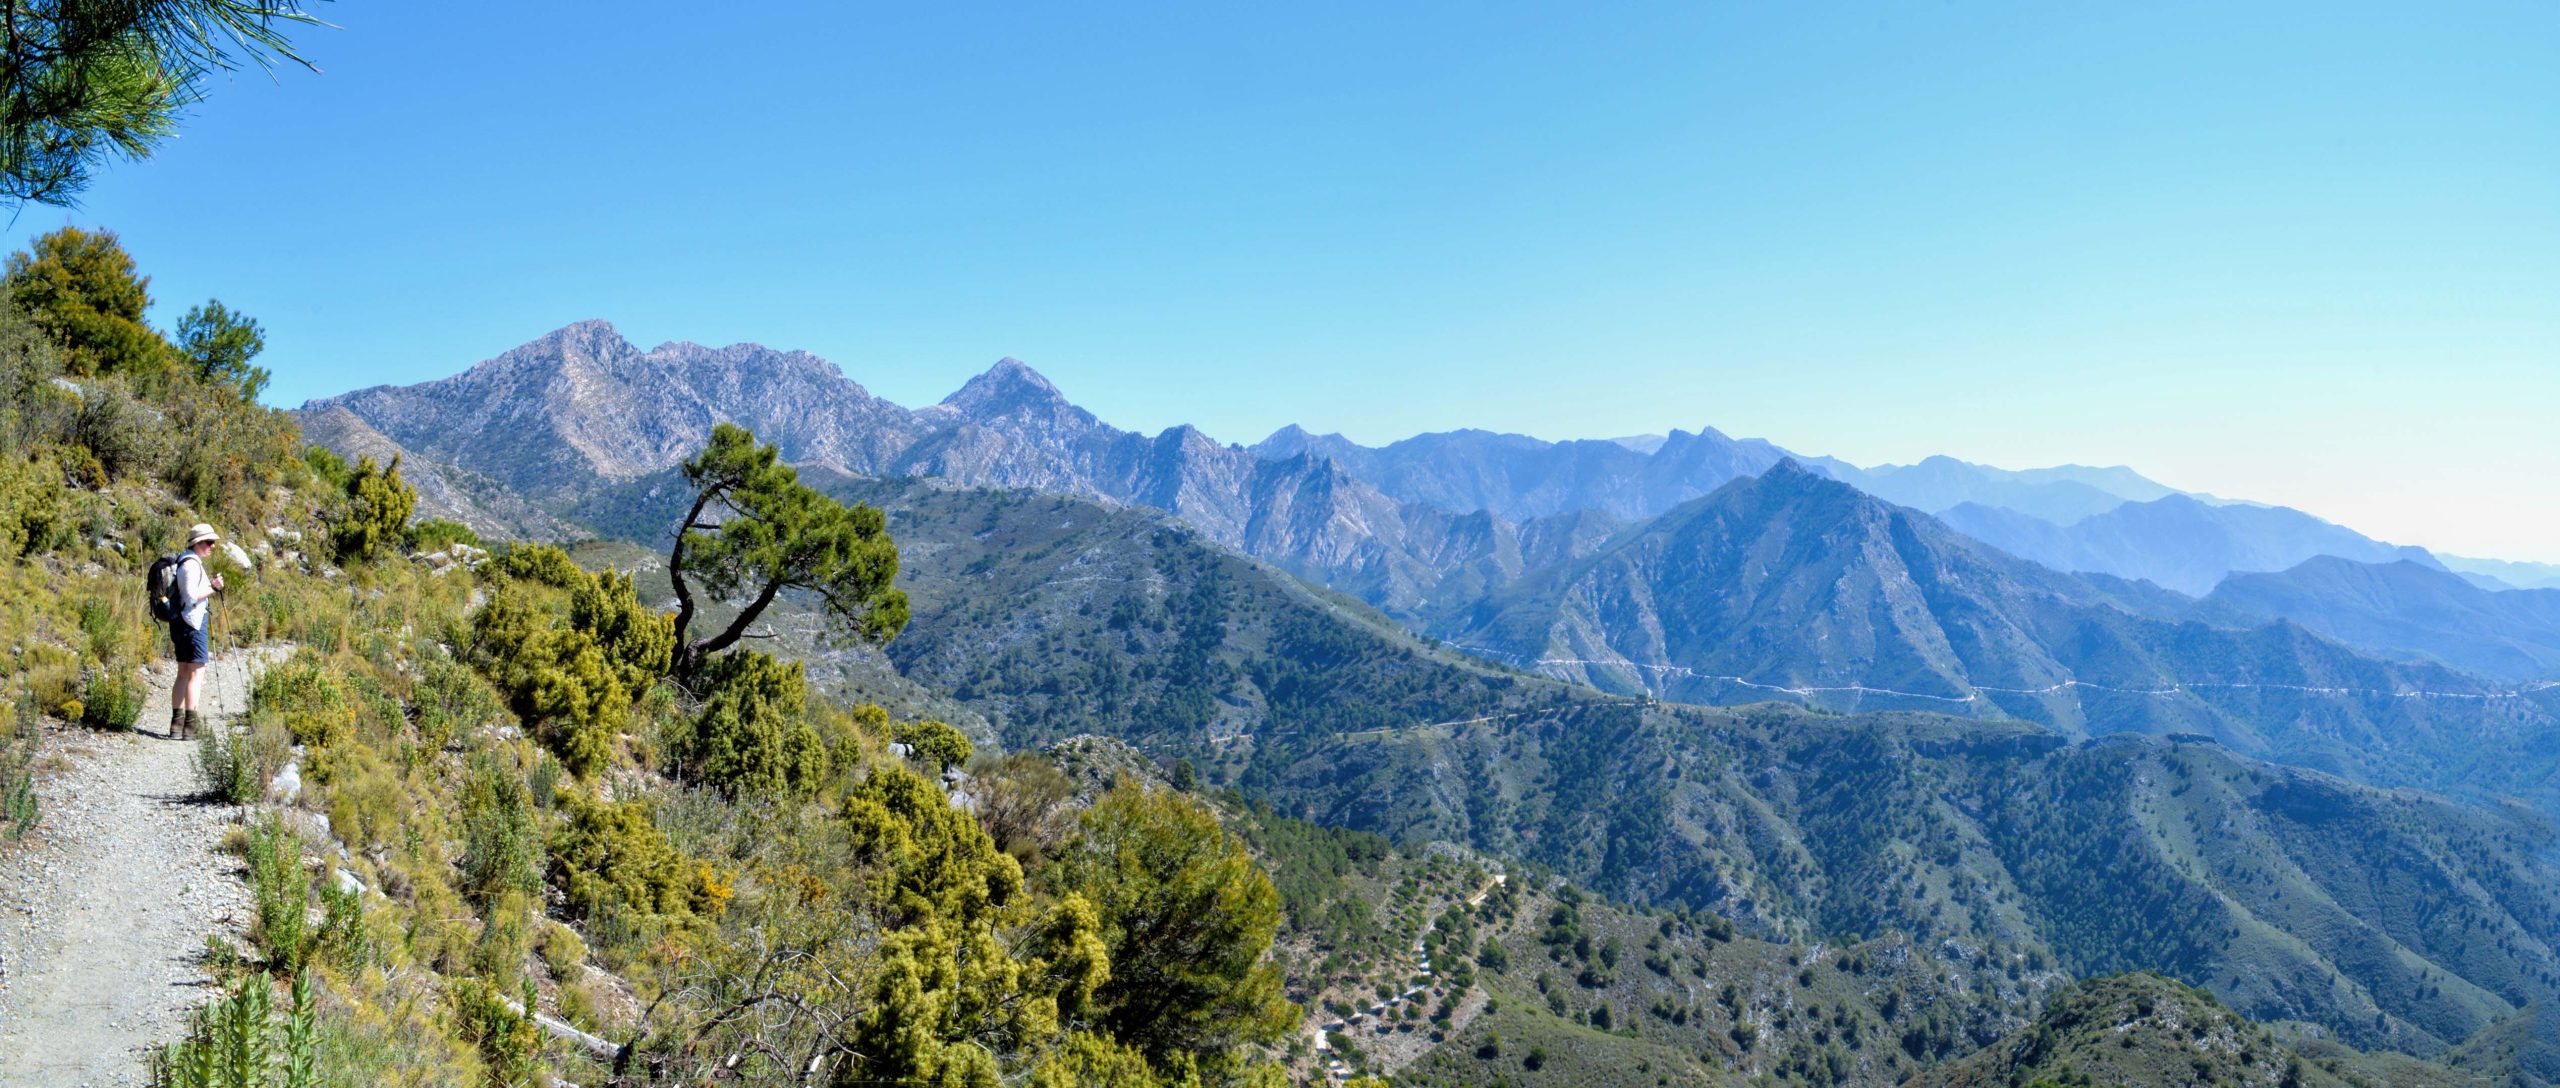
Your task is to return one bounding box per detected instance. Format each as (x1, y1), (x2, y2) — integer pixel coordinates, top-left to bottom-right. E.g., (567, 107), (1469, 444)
(19, 1), (2560, 560)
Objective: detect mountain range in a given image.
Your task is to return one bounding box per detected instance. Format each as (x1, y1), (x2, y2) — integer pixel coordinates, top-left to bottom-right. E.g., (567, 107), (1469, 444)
(308, 320), (2531, 608)
(295, 320), (2560, 1083)
(2194, 557), (2560, 682)
(525, 469), (2560, 1078)
(1941, 493), (2448, 597)
(301, 323), (2560, 765)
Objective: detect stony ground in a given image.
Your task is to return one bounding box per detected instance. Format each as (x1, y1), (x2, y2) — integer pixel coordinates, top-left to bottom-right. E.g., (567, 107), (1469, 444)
(0, 646), (284, 1087)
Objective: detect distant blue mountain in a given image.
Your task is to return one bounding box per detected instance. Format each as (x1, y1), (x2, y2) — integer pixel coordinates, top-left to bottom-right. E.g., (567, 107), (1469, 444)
(1252, 426), (2188, 528)
(2440, 554), (2560, 591)
(2198, 557), (2560, 682)
(1249, 424), (1796, 522)
(1813, 455), (2183, 525)
(1938, 494), (2444, 597)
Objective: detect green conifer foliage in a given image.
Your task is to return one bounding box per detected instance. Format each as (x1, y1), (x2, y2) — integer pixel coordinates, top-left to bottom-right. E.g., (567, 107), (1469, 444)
(671, 649), (824, 798)
(1028, 1031), (1187, 1088)
(569, 568), (674, 694)
(835, 764), (1117, 1087)
(550, 791), (716, 923)
(2, 226), (167, 379)
(893, 717), (974, 776)
(518, 631), (624, 779)
(331, 453), (415, 562)
(468, 584), (630, 779)
(1060, 783), (1296, 1077)
(668, 423), (907, 677)
(0, 1), (322, 206)
(173, 299), (266, 400)
(492, 542), (582, 588)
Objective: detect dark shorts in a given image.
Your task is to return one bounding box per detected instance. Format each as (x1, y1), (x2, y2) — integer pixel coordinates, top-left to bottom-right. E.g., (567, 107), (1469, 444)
(170, 622), (209, 665)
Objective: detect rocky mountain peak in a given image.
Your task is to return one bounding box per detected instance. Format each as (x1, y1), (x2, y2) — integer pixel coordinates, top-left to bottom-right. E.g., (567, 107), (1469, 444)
(527, 318), (634, 361)
(1754, 457), (1827, 488)
(939, 357), (1072, 420)
(1257, 423), (1320, 450)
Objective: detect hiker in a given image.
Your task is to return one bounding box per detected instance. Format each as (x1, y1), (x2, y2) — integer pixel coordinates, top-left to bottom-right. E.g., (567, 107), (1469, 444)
(165, 523), (225, 740)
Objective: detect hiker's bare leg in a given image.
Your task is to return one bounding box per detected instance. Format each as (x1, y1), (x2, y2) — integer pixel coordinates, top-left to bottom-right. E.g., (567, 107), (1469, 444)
(176, 661), (201, 713)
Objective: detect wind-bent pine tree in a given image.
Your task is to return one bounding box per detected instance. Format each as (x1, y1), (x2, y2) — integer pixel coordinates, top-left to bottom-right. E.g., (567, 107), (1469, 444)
(667, 422), (908, 678)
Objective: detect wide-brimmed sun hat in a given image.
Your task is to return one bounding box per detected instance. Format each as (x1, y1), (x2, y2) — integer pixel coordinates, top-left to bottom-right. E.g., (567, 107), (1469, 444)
(185, 523), (221, 547)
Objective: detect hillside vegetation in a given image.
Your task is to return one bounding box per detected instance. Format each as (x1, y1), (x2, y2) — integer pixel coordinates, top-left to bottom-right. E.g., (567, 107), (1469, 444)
(1911, 973), (2469, 1088)
(0, 232), (1325, 1088)
(518, 450), (2560, 1082)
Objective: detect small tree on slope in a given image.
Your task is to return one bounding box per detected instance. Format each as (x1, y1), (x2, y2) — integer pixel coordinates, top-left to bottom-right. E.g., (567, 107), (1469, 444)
(666, 422), (908, 678)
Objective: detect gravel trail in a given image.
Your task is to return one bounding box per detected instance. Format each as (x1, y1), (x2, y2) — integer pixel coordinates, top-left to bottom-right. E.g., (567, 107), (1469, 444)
(0, 645), (288, 1087)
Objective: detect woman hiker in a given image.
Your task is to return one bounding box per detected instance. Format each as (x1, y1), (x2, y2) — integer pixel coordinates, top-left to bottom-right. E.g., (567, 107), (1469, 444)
(167, 523), (226, 740)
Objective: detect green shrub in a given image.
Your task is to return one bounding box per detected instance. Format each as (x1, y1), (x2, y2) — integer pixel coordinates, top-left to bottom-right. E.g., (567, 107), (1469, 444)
(414, 657), (505, 752)
(458, 752), (542, 909)
(520, 632), (624, 778)
(492, 542), (581, 589)
(892, 718), (973, 776)
(471, 892), (535, 991)
(662, 649), (821, 798)
(537, 918), (586, 982)
(243, 815), (310, 973)
(550, 791), (718, 924)
(329, 454), (415, 563)
(252, 655), (354, 749)
(150, 972), (319, 1088)
(5, 227), (172, 382)
(569, 568), (672, 692)
(76, 593), (121, 663)
(80, 667), (141, 730)
(68, 378), (168, 480)
(195, 716), (288, 804)
(1, 768), (32, 838)
(469, 588), (629, 778)
(300, 445), (350, 489)
(0, 452), (69, 557)
(406, 518), (479, 552)
(451, 977), (540, 1088)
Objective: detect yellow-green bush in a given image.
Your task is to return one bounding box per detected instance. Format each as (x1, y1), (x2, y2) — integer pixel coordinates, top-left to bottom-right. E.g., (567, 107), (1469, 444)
(331, 454), (415, 563)
(568, 568), (672, 693)
(457, 751), (542, 910)
(406, 517), (478, 553)
(662, 649), (824, 799)
(893, 717), (974, 776)
(449, 977), (539, 1088)
(255, 653), (356, 748)
(549, 791), (721, 925)
(0, 452), (69, 558)
(414, 657), (505, 753)
(468, 585), (631, 778)
(313, 739), (403, 855)
(491, 542), (581, 589)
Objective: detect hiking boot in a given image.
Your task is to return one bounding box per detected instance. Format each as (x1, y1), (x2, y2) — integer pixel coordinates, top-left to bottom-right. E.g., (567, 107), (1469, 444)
(169, 706), (186, 741)
(182, 710), (203, 741)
